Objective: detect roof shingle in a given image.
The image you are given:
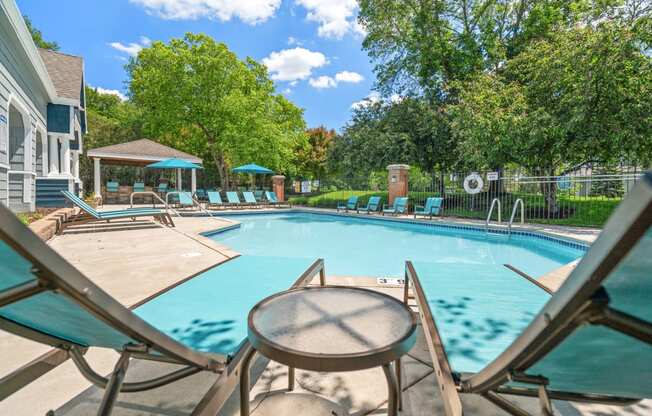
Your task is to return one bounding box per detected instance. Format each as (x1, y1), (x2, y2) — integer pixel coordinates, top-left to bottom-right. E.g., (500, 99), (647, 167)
(38, 48), (84, 103)
(87, 139), (202, 163)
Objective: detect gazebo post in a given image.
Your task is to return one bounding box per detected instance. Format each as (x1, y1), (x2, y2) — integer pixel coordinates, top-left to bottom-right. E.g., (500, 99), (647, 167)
(176, 168), (182, 191)
(93, 158), (101, 197)
(191, 169), (197, 194)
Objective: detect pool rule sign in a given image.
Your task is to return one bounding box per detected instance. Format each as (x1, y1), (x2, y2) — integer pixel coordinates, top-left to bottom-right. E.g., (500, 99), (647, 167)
(487, 171), (499, 181)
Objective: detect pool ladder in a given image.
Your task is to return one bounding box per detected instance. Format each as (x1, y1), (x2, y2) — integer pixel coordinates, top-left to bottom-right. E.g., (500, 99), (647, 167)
(485, 198), (502, 232)
(508, 198), (525, 237)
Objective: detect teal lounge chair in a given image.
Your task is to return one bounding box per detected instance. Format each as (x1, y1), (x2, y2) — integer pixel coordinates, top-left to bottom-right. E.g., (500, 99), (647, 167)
(405, 172), (652, 416)
(177, 192), (196, 210)
(337, 196), (359, 212)
(413, 197), (443, 219)
(226, 191), (243, 208)
(156, 182), (169, 197)
(0, 201), (324, 414)
(194, 188), (207, 201)
(382, 197), (408, 216)
(106, 181), (120, 203)
(265, 191), (287, 208)
(242, 191), (259, 208)
(254, 190), (264, 202)
(60, 190), (174, 233)
(207, 191), (224, 209)
(132, 181), (151, 204)
(357, 196), (382, 214)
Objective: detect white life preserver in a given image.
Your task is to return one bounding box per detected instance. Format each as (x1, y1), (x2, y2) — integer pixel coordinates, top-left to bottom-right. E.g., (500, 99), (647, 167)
(463, 173), (484, 194)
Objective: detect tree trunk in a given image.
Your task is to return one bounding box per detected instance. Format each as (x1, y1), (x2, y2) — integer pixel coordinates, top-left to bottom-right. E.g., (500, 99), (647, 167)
(539, 167), (559, 218)
(212, 151), (229, 190)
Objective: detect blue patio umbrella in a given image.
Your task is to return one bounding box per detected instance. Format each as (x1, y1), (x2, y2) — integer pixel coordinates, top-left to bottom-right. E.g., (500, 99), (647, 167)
(231, 163), (273, 174)
(232, 163), (274, 189)
(147, 158), (203, 191)
(147, 158), (203, 170)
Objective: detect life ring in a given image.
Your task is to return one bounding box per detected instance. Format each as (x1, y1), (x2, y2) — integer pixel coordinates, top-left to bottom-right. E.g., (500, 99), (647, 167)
(463, 173), (484, 194)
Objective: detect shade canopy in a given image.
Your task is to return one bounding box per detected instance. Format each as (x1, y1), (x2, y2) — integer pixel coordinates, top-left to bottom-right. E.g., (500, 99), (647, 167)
(147, 158), (203, 170)
(232, 163), (274, 174)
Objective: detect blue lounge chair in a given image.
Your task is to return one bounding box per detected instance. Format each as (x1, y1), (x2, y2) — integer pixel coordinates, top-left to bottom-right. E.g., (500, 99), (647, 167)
(405, 172), (652, 416)
(207, 191), (224, 209)
(357, 196), (382, 214)
(242, 191), (259, 208)
(265, 191), (287, 208)
(254, 190), (264, 202)
(0, 201), (324, 414)
(337, 196), (359, 212)
(382, 197), (408, 216)
(105, 181), (120, 203)
(177, 192), (196, 210)
(60, 190), (174, 233)
(156, 182), (169, 197)
(132, 181), (152, 204)
(413, 197), (443, 219)
(226, 191), (243, 208)
(194, 188), (207, 201)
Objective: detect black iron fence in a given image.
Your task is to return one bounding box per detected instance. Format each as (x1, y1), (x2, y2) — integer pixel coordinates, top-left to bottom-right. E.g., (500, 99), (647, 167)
(287, 165), (647, 227)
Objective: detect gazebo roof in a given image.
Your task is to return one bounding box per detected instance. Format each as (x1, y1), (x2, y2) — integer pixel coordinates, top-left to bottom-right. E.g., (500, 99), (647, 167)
(87, 139), (202, 166)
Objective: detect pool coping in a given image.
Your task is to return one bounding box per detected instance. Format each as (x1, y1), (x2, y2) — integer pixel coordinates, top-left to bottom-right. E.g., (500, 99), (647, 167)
(198, 207), (591, 252)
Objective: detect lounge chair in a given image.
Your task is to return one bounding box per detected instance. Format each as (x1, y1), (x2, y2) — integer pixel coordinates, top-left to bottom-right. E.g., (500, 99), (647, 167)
(254, 190), (264, 202)
(413, 197), (443, 219)
(194, 188), (207, 201)
(132, 181), (151, 204)
(207, 191), (224, 209)
(106, 181), (120, 203)
(337, 196), (359, 212)
(382, 197), (408, 216)
(156, 182), (169, 198)
(404, 172), (652, 416)
(226, 191), (243, 208)
(265, 191), (287, 208)
(60, 190), (174, 233)
(357, 196), (382, 214)
(177, 192), (196, 210)
(242, 191), (259, 208)
(0, 201), (325, 414)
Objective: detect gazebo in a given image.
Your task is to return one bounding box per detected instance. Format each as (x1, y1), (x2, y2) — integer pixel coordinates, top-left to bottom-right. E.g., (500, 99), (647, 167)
(87, 139), (203, 198)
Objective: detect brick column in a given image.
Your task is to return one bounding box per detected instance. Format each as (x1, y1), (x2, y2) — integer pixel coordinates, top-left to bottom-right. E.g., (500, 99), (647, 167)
(387, 164), (410, 205)
(272, 175), (286, 201)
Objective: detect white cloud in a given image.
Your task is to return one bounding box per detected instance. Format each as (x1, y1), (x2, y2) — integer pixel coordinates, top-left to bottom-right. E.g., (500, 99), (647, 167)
(94, 87), (127, 101)
(287, 36), (302, 46)
(309, 71), (363, 89)
(295, 0), (361, 39)
(351, 92), (402, 110)
(130, 0), (281, 24)
(109, 41), (144, 57)
(109, 36), (152, 57)
(262, 47), (327, 82)
(309, 76), (337, 89)
(335, 70), (363, 83)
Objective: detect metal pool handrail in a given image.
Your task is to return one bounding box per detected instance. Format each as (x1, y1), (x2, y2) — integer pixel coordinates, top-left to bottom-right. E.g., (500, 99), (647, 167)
(130, 191), (178, 217)
(485, 198), (502, 231)
(508, 198), (525, 236)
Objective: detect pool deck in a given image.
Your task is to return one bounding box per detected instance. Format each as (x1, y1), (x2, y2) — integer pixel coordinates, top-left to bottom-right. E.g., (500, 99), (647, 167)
(1, 206), (645, 415)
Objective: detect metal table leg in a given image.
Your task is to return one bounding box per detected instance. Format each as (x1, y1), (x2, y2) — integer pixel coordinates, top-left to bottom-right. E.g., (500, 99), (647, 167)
(382, 363), (398, 416)
(395, 358), (402, 410)
(240, 348), (257, 416)
(288, 366), (295, 391)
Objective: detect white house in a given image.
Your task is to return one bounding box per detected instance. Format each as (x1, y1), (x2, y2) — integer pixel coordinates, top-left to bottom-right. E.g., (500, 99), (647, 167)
(0, 0), (85, 212)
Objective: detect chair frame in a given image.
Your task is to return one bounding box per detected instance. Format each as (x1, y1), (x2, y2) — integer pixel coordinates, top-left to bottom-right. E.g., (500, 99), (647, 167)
(413, 197), (443, 219)
(382, 197), (408, 216)
(403, 173), (652, 416)
(357, 196), (382, 214)
(0, 203), (326, 415)
(337, 196), (359, 213)
(60, 191), (175, 234)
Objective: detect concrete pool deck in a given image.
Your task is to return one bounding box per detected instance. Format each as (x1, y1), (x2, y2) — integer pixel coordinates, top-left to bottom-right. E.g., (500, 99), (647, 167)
(1, 206), (644, 415)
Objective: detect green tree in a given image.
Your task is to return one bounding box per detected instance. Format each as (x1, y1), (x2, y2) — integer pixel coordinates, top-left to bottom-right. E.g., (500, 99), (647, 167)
(451, 22), (652, 213)
(297, 127), (336, 180)
(24, 15), (59, 51)
(127, 33), (307, 188)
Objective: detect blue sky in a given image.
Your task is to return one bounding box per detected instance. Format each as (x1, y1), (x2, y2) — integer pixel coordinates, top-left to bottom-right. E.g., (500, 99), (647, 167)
(17, 0), (379, 129)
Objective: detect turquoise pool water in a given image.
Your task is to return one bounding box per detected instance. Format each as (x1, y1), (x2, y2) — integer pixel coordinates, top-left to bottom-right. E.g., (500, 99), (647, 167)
(210, 212), (583, 278)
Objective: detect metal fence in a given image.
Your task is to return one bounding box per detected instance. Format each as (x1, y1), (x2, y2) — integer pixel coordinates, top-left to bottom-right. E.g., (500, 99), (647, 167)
(287, 164), (647, 227)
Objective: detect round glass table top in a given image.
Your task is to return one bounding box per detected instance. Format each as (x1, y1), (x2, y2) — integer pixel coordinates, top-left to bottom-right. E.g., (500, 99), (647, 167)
(248, 286), (417, 371)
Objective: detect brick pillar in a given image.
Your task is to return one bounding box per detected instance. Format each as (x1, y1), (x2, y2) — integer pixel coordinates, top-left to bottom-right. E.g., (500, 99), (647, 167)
(272, 175), (286, 202)
(387, 164), (409, 205)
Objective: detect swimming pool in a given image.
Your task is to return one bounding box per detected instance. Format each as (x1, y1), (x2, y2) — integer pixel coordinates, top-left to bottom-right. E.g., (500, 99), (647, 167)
(208, 212), (584, 278)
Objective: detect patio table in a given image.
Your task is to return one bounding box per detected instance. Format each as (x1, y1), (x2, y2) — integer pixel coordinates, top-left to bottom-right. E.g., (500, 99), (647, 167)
(240, 285), (417, 416)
